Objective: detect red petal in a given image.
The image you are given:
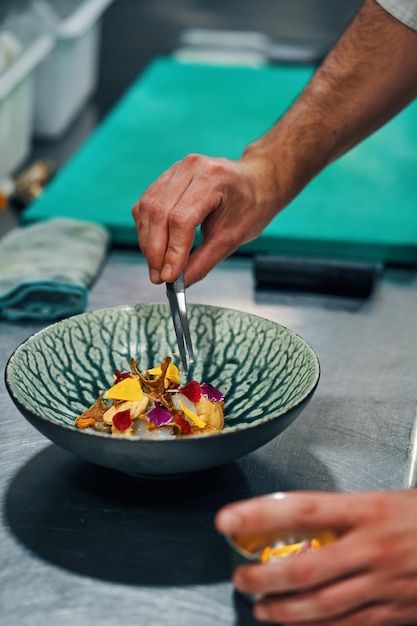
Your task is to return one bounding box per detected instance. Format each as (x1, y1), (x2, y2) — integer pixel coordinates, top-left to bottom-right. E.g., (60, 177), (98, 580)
(174, 416), (192, 434)
(180, 380), (202, 403)
(113, 408), (132, 431)
(114, 369), (132, 383)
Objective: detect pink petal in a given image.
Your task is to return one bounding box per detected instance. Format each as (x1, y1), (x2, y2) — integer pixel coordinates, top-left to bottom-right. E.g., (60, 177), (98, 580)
(200, 383), (224, 403)
(147, 403), (173, 426)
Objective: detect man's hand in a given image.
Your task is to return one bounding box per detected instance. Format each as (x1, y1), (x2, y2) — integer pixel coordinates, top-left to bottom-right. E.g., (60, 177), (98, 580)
(132, 153), (279, 287)
(132, 0), (417, 288)
(216, 489), (417, 625)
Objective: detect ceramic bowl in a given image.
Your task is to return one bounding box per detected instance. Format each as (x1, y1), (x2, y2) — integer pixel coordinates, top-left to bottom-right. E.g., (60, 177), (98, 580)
(5, 304), (320, 476)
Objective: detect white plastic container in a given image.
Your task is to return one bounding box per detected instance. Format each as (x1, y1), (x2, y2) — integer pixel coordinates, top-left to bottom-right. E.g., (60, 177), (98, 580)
(32, 0), (114, 138)
(0, 16), (53, 176)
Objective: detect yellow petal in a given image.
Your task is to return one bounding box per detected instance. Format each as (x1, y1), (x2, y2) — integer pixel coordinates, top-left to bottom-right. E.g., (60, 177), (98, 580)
(261, 546), (272, 563)
(105, 377), (143, 402)
(270, 541), (306, 557)
(147, 362), (181, 384)
(178, 399), (206, 429)
(166, 362), (181, 383)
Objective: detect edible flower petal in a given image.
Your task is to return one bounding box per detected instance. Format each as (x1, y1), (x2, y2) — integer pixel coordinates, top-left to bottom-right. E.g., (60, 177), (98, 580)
(175, 416), (192, 434)
(105, 377), (143, 402)
(201, 382), (224, 403)
(147, 403), (173, 426)
(178, 399), (206, 429)
(113, 409), (132, 431)
(147, 362), (181, 384)
(260, 531), (337, 563)
(114, 369), (132, 383)
(180, 380), (202, 403)
(146, 366), (161, 377)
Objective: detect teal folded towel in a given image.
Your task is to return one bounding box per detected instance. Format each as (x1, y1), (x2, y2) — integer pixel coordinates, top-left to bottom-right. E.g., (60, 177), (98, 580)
(0, 218), (110, 321)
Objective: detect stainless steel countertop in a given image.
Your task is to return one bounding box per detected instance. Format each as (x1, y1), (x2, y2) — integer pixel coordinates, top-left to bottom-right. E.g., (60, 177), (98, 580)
(2, 249), (417, 626)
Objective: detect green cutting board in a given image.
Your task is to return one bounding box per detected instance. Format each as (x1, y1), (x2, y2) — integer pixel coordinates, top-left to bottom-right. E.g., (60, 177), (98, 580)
(22, 56), (417, 264)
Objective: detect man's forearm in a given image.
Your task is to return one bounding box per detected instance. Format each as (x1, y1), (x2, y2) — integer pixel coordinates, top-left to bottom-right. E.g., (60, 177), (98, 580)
(242, 0), (417, 212)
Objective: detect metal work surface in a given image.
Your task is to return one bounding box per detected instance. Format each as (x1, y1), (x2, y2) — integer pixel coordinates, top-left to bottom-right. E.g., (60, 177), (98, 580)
(1, 250), (417, 626)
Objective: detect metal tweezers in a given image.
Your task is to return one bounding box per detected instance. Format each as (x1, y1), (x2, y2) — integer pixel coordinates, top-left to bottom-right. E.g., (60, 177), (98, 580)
(166, 273), (195, 375)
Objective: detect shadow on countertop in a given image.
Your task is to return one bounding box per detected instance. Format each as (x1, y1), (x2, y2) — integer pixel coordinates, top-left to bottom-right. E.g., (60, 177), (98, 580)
(4, 438), (335, 587)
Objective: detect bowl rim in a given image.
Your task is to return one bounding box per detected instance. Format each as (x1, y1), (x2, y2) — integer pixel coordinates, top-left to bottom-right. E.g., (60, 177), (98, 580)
(5, 303), (321, 443)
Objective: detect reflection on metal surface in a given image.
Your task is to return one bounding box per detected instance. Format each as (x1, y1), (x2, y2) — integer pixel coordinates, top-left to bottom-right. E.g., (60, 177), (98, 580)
(404, 405), (417, 487)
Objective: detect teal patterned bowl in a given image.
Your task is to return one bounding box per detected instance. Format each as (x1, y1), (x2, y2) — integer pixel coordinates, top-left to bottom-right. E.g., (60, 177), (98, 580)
(5, 304), (320, 476)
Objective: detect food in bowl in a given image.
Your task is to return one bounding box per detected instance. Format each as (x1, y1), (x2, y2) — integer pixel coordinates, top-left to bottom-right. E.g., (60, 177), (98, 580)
(228, 529), (337, 563)
(75, 355), (225, 439)
(5, 303), (320, 476)
(259, 531), (337, 562)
